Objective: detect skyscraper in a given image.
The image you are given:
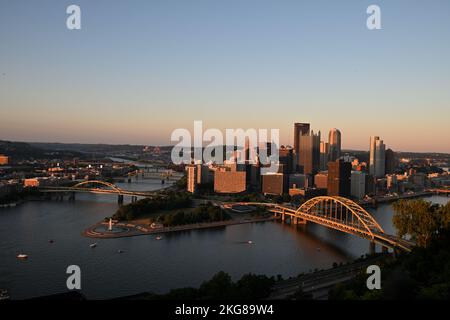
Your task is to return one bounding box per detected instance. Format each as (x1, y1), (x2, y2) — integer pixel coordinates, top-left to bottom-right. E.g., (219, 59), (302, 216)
(327, 159), (351, 197)
(279, 146), (295, 174)
(319, 141), (329, 171)
(328, 128), (341, 161)
(293, 123), (310, 152)
(369, 136), (386, 178)
(385, 148), (397, 174)
(293, 123), (310, 169)
(299, 130), (320, 175)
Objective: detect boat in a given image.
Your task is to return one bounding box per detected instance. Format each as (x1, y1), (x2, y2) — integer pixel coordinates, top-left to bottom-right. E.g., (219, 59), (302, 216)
(0, 289), (10, 300)
(17, 254), (28, 259)
(90, 243), (97, 248)
(248, 240), (253, 244)
(156, 236), (162, 240)
(117, 250), (124, 253)
(49, 239), (54, 244)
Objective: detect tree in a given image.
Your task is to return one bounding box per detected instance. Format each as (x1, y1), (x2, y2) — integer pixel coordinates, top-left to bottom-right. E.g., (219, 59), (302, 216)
(392, 199), (441, 247)
(199, 271), (235, 299)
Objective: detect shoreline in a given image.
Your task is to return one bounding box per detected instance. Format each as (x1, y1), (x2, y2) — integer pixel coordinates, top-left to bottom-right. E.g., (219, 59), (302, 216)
(83, 216), (276, 239)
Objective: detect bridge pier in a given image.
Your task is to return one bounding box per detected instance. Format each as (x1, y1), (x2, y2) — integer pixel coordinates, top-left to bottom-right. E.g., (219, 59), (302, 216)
(382, 246), (388, 254)
(118, 195), (124, 205)
(131, 196), (138, 203)
(281, 212), (285, 222)
(369, 241), (376, 255)
(68, 192), (75, 201)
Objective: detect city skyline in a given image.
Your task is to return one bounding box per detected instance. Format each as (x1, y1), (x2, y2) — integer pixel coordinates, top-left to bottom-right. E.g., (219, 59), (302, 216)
(1, 0), (450, 152)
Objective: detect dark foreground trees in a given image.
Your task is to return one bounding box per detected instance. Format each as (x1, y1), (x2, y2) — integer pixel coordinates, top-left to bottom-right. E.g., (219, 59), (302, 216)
(329, 199), (450, 300)
(121, 271), (275, 300)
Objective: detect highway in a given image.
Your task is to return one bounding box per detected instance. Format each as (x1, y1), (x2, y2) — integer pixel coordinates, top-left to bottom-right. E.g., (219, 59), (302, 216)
(268, 255), (386, 300)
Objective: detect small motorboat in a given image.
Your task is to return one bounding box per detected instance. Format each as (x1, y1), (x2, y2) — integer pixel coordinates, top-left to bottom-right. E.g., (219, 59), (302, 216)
(117, 249), (124, 254)
(0, 289), (10, 300)
(156, 236), (162, 240)
(248, 240), (253, 244)
(90, 243), (97, 248)
(17, 254), (28, 259)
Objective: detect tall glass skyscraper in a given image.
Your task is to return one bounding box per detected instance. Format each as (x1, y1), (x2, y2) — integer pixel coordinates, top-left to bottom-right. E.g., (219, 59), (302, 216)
(369, 136), (386, 178)
(328, 128), (341, 161)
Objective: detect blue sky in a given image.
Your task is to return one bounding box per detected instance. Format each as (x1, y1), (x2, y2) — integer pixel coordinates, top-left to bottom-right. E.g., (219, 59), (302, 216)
(0, 0), (449, 152)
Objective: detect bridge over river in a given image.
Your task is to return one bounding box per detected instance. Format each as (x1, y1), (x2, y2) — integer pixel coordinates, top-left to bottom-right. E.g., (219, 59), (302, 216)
(226, 196), (414, 252)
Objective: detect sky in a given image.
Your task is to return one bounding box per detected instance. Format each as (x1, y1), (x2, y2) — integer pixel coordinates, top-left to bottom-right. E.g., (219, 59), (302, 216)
(0, 0), (449, 152)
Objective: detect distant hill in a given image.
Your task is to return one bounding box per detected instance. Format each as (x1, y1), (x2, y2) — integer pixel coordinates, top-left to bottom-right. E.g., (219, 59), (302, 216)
(0, 140), (84, 162)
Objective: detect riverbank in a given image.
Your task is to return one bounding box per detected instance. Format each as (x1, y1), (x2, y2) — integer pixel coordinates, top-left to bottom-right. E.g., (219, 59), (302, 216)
(83, 215), (276, 239)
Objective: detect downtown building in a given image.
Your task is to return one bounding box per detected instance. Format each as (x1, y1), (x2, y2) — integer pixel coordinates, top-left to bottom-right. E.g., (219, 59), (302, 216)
(351, 171), (367, 200)
(213, 160), (247, 194)
(261, 172), (288, 196)
(369, 136), (386, 178)
(298, 130), (321, 175)
(319, 141), (330, 171)
(327, 159), (351, 197)
(328, 128), (341, 162)
(293, 123), (310, 171)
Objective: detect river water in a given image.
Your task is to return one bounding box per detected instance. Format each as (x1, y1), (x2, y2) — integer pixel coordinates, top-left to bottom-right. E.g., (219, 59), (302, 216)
(0, 180), (447, 299)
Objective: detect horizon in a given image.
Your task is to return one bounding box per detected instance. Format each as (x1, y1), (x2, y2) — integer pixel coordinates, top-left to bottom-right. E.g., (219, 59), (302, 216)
(1, 0), (450, 153)
(3, 138), (449, 155)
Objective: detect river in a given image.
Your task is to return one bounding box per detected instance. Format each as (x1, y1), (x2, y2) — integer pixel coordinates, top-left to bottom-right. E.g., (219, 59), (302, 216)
(0, 181), (447, 299)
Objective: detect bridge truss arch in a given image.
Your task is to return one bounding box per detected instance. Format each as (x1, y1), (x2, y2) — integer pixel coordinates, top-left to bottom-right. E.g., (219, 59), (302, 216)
(72, 180), (123, 193)
(295, 196), (385, 240)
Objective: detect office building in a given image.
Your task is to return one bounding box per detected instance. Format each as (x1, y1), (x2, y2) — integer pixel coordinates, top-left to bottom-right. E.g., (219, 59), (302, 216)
(288, 173), (308, 189)
(279, 146), (295, 174)
(385, 148), (397, 174)
(186, 164), (198, 193)
(298, 130), (320, 175)
(327, 159), (351, 196)
(369, 136), (386, 178)
(214, 167), (246, 194)
(386, 174), (398, 191)
(319, 141), (329, 171)
(261, 173), (288, 195)
(293, 123), (310, 169)
(351, 171), (366, 200)
(314, 171), (328, 189)
(328, 128), (341, 161)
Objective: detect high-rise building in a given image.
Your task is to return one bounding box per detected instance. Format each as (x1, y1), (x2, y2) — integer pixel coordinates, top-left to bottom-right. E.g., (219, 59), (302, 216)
(293, 123), (310, 169)
(293, 123), (310, 153)
(288, 173), (308, 189)
(186, 165), (198, 193)
(299, 130), (320, 175)
(314, 171), (328, 189)
(261, 173), (288, 195)
(327, 159), (351, 196)
(214, 166), (246, 193)
(369, 136), (386, 178)
(328, 128), (341, 161)
(279, 146), (295, 174)
(186, 163), (213, 193)
(385, 148), (397, 174)
(386, 174), (398, 191)
(351, 171), (366, 200)
(319, 141), (329, 171)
